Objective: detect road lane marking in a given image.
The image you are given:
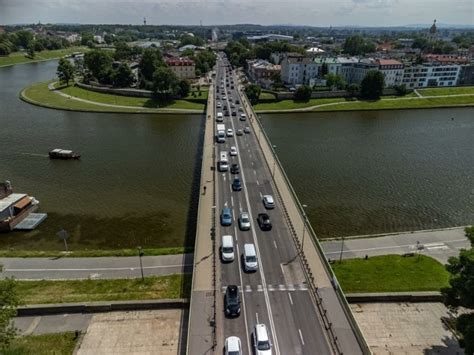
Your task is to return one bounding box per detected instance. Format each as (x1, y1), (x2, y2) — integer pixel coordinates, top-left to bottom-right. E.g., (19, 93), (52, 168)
(259, 192), (263, 199)
(5, 264), (194, 272)
(288, 293), (293, 305)
(256, 179), (259, 185)
(256, 312), (259, 324)
(298, 329), (305, 345)
(254, 170), (257, 175)
(273, 241), (278, 249)
(231, 195), (234, 206)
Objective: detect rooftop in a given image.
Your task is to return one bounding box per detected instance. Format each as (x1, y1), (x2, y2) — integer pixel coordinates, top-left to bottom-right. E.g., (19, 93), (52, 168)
(0, 193), (27, 213)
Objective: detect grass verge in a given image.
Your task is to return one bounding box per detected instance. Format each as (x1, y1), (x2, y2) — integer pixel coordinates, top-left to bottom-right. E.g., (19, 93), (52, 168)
(0, 246), (192, 258)
(331, 254), (450, 293)
(5, 332), (79, 355)
(0, 47), (89, 67)
(254, 97), (345, 111)
(418, 86), (474, 97)
(16, 274), (191, 304)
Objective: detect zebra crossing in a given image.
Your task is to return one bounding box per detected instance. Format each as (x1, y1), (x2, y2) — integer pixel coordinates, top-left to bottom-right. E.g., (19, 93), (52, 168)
(221, 283), (308, 293)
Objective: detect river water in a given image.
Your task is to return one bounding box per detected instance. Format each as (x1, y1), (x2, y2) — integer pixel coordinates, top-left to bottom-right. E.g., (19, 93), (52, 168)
(0, 60), (203, 250)
(1, 61), (473, 250)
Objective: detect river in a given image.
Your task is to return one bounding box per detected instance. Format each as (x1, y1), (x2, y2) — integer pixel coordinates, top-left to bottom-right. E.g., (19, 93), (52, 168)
(1, 61), (473, 250)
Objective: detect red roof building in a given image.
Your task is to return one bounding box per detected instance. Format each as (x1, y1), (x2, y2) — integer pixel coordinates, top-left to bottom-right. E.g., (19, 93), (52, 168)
(165, 57), (195, 79)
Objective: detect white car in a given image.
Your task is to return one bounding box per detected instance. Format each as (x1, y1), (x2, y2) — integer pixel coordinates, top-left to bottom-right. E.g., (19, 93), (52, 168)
(222, 95), (227, 100)
(253, 324), (272, 355)
(230, 146), (237, 156)
(263, 195), (275, 209)
(217, 102), (222, 108)
(226, 129), (234, 137)
(244, 126), (250, 134)
(225, 336), (242, 355)
(238, 212), (251, 231)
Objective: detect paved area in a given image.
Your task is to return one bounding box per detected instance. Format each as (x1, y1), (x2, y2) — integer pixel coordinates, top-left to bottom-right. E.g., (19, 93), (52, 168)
(0, 254), (193, 280)
(351, 302), (463, 354)
(15, 313), (92, 335)
(322, 227), (469, 264)
(77, 310), (182, 355)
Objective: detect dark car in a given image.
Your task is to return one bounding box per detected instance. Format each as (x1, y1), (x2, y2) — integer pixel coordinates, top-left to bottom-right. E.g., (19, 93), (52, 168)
(225, 285), (241, 317)
(232, 177), (242, 191)
(231, 111), (237, 117)
(225, 110), (230, 116)
(235, 99), (240, 104)
(257, 213), (272, 231)
(223, 105), (228, 110)
(230, 163), (240, 174)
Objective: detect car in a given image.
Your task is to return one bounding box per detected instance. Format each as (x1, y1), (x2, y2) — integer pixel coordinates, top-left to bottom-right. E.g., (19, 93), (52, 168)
(235, 99), (240, 104)
(236, 129), (243, 136)
(230, 103), (236, 108)
(239, 113), (247, 121)
(232, 111), (237, 117)
(221, 235), (235, 262)
(230, 146), (238, 156)
(232, 177), (242, 191)
(225, 336), (242, 355)
(244, 126), (250, 134)
(231, 85), (234, 89)
(222, 95), (227, 100)
(226, 128), (234, 137)
(238, 212), (251, 231)
(224, 285), (241, 317)
(243, 243), (258, 272)
(217, 102), (222, 108)
(223, 105), (228, 110)
(225, 111), (230, 117)
(229, 97), (233, 102)
(221, 207), (233, 226)
(257, 213), (272, 231)
(230, 163), (240, 174)
(238, 107), (244, 112)
(253, 324), (272, 355)
(263, 195), (275, 209)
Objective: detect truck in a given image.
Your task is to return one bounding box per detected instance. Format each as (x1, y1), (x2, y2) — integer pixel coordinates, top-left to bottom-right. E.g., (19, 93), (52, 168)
(216, 124), (226, 143)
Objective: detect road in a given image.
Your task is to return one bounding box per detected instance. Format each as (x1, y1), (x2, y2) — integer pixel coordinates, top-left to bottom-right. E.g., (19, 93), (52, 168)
(215, 55), (335, 354)
(0, 254), (193, 280)
(321, 227), (469, 264)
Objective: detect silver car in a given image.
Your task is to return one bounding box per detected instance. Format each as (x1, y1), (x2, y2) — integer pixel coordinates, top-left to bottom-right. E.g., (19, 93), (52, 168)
(238, 212), (251, 231)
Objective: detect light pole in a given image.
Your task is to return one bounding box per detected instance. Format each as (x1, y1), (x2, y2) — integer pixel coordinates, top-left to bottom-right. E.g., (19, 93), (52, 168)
(300, 204), (308, 254)
(137, 246), (144, 281)
(272, 145), (277, 177)
(339, 236), (345, 264)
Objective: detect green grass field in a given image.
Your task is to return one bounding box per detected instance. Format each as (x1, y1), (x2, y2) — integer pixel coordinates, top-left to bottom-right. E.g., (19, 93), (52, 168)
(259, 92), (277, 100)
(0, 47), (89, 67)
(418, 86), (474, 96)
(331, 254), (450, 293)
(5, 333), (78, 355)
(254, 97), (346, 111)
(16, 274), (191, 304)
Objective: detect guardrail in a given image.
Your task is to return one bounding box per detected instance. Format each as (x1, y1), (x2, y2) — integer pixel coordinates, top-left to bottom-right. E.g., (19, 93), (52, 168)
(238, 78), (371, 355)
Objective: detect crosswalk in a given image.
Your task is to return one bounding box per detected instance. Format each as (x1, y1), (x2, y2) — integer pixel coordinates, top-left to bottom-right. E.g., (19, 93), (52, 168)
(221, 284), (308, 293)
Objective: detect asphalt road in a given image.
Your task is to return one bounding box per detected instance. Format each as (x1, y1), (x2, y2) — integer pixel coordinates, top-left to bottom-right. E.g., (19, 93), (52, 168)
(0, 254), (193, 280)
(321, 227), (469, 264)
(215, 55), (333, 354)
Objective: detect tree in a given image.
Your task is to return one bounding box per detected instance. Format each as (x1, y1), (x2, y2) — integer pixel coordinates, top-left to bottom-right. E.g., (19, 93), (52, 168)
(325, 73), (346, 90)
(360, 70), (385, 100)
(84, 49), (113, 81)
(393, 84), (408, 96)
(113, 63), (134, 88)
(13, 30), (33, 49)
(245, 84), (261, 105)
(347, 83), (360, 97)
(114, 41), (133, 61)
(343, 35), (375, 56)
(442, 242), (474, 354)
(0, 278), (20, 350)
(80, 32), (94, 46)
(152, 67), (178, 96)
(57, 58), (75, 86)
(139, 48), (164, 84)
(294, 85), (312, 102)
(177, 80), (191, 98)
(26, 44), (35, 59)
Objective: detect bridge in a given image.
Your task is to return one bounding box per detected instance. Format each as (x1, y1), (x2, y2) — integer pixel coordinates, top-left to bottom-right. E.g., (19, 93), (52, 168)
(187, 54), (370, 354)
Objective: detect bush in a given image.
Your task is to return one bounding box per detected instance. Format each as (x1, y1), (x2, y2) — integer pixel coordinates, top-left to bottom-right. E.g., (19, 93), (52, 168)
(394, 84), (408, 96)
(294, 85), (312, 102)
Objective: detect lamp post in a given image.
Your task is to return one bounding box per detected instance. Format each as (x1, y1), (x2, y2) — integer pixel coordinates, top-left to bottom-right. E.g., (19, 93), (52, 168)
(339, 236), (345, 264)
(272, 145), (277, 177)
(137, 246), (144, 280)
(301, 204), (308, 253)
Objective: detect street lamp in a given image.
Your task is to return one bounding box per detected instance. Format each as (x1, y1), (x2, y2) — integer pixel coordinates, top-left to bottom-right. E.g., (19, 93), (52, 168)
(301, 204), (308, 253)
(339, 236), (345, 264)
(137, 246), (145, 280)
(272, 145), (277, 177)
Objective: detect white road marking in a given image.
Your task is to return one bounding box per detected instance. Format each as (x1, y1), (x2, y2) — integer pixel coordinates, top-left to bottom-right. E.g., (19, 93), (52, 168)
(259, 192), (263, 199)
(231, 195), (234, 206)
(256, 179), (259, 185)
(254, 170), (257, 175)
(288, 293), (293, 305)
(256, 312), (259, 324)
(5, 264), (193, 272)
(298, 329), (305, 345)
(427, 245), (449, 250)
(273, 240), (278, 249)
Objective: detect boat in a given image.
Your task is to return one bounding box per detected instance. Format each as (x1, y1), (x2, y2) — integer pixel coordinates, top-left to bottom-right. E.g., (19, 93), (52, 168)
(49, 149), (81, 160)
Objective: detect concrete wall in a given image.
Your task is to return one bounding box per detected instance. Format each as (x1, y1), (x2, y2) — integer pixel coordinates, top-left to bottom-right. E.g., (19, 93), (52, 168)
(265, 88), (399, 100)
(76, 82), (154, 98)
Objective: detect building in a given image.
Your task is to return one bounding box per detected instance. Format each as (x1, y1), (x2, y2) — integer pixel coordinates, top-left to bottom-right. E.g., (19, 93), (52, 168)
(247, 34), (293, 42)
(306, 47), (325, 56)
(458, 63), (474, 85)
(374, 59), (404, 87)
(246, 59), (281, 88)
(422, 54), (470, 65)
(402, 63), (461, 88)
(280, 54), (319, 86)
(165, 57), (196, 79)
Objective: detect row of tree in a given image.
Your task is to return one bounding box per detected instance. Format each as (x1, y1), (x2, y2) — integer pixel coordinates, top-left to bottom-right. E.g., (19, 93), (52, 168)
(0, 30), (71, 56)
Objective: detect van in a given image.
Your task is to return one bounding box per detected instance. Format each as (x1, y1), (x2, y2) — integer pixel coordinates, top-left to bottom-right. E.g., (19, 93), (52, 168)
(219, 152), (229, 172)
(221, 235), (235, 262)
(253, 324), (272, 355)
(243, 243), (257, 272)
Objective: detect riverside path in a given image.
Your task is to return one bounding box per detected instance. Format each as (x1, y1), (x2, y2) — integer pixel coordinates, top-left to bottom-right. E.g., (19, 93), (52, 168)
(187, 53), (370, 354)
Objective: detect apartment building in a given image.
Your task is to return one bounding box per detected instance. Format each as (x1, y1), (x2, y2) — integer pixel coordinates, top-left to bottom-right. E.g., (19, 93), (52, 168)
(165, 57), (195, 79)
(281, 54), (319, 85)
(247, 59), (281, 88)
(402, 63), (461, 88)
(374, 59), (404, 87)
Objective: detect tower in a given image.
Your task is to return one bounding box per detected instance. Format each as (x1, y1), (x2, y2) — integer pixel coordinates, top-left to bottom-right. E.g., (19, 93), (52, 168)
(143, 17), (147, 26)
(428, 19), (437, 41)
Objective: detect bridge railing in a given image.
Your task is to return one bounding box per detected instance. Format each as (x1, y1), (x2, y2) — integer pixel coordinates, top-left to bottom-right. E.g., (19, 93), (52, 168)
(238, 81), (371, 355)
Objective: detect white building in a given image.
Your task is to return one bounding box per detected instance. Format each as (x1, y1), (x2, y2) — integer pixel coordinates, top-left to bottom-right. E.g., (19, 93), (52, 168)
(281, 54), (319, 85)
(402, 63), (461, 88)
(374, 59), (404, 87)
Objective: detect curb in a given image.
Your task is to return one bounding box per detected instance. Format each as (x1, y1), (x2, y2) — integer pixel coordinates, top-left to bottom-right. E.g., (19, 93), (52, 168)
(16, 299), (189, 317)
(346, 292), (443, 303)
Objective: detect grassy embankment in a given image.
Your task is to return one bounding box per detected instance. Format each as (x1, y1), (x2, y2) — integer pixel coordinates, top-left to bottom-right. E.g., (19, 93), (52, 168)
(254, 86), (474, 112)
(0, 47), (89, 67)
(331, 254), (450, 293)
(5, 332), (78, 355)
(21, 81), (207, 113)
(15, 274), (191, 304)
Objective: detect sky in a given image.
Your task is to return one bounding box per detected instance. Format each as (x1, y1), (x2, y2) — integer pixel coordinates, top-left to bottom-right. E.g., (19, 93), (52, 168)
(0, 0), (473, 27)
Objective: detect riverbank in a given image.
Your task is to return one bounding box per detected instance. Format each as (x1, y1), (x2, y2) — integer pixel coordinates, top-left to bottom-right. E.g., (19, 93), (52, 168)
(20, 81), (206, 114)
(254, 86), (474, 113)
(0, 47), (89, 67)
